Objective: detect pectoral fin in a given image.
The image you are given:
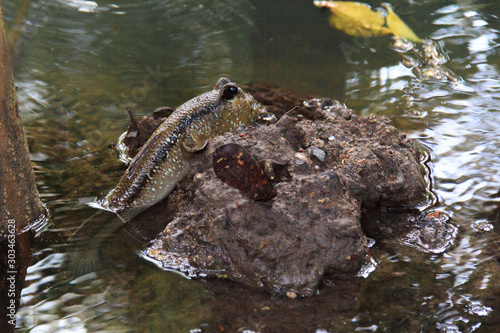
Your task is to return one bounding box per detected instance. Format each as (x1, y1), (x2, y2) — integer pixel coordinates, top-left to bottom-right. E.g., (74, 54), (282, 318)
(182, 132), (208, 152)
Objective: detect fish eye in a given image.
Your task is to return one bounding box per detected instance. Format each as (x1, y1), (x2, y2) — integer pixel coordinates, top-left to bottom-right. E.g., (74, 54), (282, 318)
(221, 84), (238, 100)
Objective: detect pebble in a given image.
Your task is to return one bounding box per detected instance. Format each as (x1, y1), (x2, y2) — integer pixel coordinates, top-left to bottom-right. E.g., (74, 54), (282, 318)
(309, 147), (326, 162)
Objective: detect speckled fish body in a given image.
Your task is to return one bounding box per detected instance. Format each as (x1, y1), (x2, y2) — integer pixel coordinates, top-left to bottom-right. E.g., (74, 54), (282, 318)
(102, 78), (264, 221)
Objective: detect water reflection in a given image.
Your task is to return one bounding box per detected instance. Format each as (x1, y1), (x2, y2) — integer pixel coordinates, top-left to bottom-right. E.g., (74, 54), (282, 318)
(2, 0), (500, 331)
(341, 3), (499, 331)
(7, 0), (256, 116)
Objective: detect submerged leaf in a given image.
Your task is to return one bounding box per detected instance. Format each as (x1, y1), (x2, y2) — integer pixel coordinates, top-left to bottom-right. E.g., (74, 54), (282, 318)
(383, 4), (421, 43)
(314, 1), (421, 42)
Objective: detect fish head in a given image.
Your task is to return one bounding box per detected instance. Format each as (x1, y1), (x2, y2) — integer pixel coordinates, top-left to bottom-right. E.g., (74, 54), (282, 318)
(213, 77), (266, 132)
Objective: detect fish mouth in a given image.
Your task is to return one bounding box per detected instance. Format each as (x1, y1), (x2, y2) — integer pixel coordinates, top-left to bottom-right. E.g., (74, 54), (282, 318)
(249, 98), (266, 114)
(253, 100), (269, 117)
(258, 104), (268, 114)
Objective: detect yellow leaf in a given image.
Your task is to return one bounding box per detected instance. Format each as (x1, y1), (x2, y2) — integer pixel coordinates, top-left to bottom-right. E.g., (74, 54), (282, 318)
(314, 1), (421, 42)
(383, 4), (421, 43)
(314, 1), (392, 37)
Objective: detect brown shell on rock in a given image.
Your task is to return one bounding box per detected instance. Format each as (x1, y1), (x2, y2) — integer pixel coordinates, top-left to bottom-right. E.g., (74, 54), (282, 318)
(213, 143), (277, 201)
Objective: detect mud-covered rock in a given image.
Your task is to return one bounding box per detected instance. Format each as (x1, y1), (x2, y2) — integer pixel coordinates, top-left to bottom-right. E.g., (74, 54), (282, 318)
(140, 100), (428, 296)
(245, 84), (340, 120)
(293, 113), (428, 207)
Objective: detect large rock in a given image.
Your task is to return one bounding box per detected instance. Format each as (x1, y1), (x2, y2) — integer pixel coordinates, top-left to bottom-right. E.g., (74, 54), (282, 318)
(144, 101), (428, 296)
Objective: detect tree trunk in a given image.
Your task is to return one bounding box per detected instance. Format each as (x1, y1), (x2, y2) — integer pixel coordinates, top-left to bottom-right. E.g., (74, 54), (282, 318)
(0, 6), (46, 332)
(0, 7), (45, 236)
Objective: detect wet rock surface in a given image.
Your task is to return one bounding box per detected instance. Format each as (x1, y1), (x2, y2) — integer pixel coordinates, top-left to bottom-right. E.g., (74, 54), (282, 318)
(122, 85), (431, 296)
(361, 209), (457, 254)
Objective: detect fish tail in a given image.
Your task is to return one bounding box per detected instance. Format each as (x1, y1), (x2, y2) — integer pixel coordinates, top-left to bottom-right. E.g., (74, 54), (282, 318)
(66, 211), (124, 278)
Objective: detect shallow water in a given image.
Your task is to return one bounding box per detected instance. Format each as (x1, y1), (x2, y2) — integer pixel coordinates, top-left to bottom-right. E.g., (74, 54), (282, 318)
(2, 0), (500, 332)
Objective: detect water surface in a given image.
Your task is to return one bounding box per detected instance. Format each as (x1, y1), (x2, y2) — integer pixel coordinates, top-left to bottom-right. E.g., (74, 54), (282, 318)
(2, 0), (500, 332)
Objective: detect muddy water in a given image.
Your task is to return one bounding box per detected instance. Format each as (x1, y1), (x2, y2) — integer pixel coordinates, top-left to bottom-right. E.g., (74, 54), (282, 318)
(2, 0), (500, 332)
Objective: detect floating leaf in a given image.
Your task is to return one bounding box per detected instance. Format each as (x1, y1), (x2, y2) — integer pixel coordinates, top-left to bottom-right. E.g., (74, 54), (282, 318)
(314, 1), (421, 42)
(314, 1), (392, 37)
(383, 4), (421, 43)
